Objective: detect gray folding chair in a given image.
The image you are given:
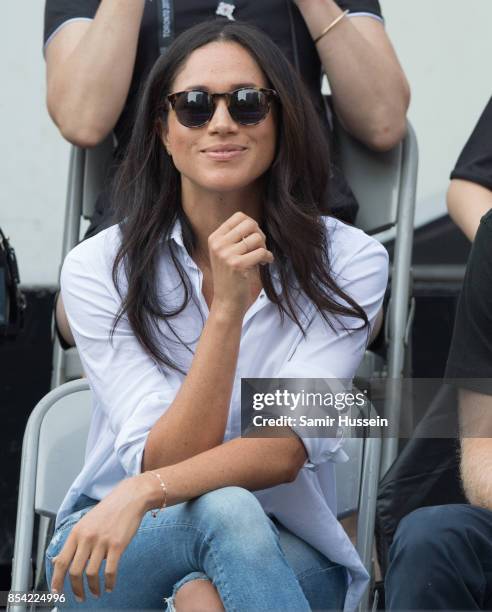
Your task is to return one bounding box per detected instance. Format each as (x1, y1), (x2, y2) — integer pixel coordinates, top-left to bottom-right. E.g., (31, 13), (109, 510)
(9, 380), (91, 612)
(10, 382), (381, 612)
(336, 121), (419, 475)
(51, 137), (114, 388)
(336, 405), (382, 612)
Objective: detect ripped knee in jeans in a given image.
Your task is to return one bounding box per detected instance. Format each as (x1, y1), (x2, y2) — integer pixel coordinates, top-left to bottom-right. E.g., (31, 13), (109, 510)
(164, 571), (212, 612)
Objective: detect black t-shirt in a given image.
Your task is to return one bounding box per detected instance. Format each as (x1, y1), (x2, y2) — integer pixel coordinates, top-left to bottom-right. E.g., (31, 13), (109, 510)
(450, 96), (492, 191)
(445, 210), (492, 395)
(44, 0), (383, 232)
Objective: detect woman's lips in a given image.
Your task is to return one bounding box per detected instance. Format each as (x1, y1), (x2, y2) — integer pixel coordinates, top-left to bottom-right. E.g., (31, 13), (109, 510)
(201, 147), (247, 161)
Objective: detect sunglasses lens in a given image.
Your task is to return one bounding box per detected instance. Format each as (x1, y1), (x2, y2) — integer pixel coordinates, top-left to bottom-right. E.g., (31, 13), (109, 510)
(230, 89), (269, 125)
(174, 91), (212, 127)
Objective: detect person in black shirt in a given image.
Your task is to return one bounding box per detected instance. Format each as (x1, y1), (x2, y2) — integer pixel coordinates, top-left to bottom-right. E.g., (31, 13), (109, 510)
(385, 107), (492, 609)
(44, 0), (409, 346)
(44, 0), (409, 157)
(447, 96), (492, 241)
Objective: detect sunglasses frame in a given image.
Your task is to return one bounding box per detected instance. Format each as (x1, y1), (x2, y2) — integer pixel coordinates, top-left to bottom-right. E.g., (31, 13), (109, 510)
(166, 87), (278, 128)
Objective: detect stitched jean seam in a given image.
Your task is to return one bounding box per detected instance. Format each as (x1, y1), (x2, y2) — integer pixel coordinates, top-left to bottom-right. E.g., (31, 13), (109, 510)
(296, 562), (346, 582)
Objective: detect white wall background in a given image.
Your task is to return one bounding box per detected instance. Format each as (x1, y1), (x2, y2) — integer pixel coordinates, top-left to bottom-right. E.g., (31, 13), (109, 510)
(1, 0), (492, 286)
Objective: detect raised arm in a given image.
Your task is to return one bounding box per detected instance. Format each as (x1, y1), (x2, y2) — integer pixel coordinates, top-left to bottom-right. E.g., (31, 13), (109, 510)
(45, 0), (145, 147)
(294, 0), (410, 151)
(61, 215), (302, 478)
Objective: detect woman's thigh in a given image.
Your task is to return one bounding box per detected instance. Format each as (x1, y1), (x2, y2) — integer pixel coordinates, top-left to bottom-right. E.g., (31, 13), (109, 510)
(273, 518), (348, 611)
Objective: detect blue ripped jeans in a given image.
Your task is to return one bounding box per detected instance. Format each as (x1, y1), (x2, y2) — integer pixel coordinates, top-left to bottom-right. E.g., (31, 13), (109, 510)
(46, 486), (347, 610)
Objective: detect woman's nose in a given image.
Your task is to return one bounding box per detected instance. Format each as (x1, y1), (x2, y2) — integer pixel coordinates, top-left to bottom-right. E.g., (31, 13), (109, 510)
(208, 98), (238, 133)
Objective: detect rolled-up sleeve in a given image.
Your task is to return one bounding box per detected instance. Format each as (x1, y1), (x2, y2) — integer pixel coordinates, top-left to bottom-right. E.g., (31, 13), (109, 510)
(60, 238), (180, 477)
(274, 232), (389, 469)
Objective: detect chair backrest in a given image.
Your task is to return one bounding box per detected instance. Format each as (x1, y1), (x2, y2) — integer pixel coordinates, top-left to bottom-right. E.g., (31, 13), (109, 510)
(35, 384), (92, 516)
(335, 120), (418, 236)
(335, 437), (363, 519)
(336, 121), (419, 477)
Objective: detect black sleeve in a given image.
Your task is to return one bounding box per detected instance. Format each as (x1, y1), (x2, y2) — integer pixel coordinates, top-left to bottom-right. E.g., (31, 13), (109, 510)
(336, 0), (382, 18)
(44, 0), (100, 47)
(450, 97), (492, 191)
(445, 210), (492, 394)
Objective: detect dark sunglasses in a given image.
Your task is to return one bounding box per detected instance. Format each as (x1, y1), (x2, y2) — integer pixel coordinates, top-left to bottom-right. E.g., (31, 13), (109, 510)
(166, 87), (278, 128)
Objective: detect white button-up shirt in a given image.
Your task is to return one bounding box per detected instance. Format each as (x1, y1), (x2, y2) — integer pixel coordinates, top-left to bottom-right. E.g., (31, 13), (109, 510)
(59, 216), (388, 611)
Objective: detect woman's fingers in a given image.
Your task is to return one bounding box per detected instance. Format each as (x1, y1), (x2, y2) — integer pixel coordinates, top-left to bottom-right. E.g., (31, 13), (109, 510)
(211, 213), (266, 246)
(50, 534), (78, 595)
(230, 231), (265, 255)
(236, 248), (274, 268)
(67, 538), (95, 602)
(212, 211), (252, 237)
(85, 543), (107, 598)
(228, 219), (266, 245)
(104, 545), (123, 593)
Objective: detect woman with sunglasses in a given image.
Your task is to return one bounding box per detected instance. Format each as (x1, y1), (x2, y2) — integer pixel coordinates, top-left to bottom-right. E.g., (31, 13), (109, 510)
(46, 20), (388, 611)
(45, 0), (408, 352)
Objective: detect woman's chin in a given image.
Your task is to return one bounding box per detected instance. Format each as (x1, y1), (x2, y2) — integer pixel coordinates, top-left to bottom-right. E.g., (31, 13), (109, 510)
(194, 175), (261, 195)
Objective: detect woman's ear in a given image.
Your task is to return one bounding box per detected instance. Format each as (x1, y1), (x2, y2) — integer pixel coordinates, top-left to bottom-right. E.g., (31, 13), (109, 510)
(156, 117), (172, 156)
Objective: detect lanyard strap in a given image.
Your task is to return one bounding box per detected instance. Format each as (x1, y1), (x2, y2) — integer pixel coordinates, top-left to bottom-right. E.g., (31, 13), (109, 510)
(156, 0), (174, 55)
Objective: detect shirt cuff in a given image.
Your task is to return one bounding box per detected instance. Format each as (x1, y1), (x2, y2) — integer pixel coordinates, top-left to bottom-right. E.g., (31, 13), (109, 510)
(293, 426), (349, 471)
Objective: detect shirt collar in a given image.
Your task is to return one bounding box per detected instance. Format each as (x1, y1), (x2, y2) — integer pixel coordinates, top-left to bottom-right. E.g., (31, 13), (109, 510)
(168, 217), (186, 250)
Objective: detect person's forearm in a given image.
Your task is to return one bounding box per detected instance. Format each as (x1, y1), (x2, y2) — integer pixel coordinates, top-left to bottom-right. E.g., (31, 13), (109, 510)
(295, 0), (410, 150)
(461, 439), (492, 511)
(46, 0), (145, 146)
(459, 390), (492, 511)
(447, 179), (492, 241)
(140, 433), (307, 511)
(142, 307), (243, 471)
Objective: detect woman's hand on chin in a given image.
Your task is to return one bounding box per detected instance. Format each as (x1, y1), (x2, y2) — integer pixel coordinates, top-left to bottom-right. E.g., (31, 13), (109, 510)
(208, 212), (274, 318)
(50, 474), (155, 602)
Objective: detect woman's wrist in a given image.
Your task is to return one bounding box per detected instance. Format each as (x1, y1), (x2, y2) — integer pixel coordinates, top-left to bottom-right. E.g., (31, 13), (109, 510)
(136, 471), (171, 514)
(209, 301), (245, 324)
(292, 0), (343, 40)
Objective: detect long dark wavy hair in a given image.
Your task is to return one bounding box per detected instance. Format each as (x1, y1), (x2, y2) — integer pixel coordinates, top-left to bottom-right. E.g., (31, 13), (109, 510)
(111, 19), (369, 373)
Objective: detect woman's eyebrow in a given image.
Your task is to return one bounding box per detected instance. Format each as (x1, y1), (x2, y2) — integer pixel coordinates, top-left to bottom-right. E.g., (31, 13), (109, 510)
(183, 82), (260, 91)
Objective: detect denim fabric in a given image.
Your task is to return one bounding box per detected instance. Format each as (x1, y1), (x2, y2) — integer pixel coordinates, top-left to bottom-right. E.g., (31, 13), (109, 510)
(46, 487), (347, 610)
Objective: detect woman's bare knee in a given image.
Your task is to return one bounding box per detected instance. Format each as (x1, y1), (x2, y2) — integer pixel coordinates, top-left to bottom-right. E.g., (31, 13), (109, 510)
(173, 578), (224, 612)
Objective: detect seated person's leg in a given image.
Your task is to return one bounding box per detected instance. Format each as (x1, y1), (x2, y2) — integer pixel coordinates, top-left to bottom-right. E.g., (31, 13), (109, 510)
(385, 504), (492, 610)
(46, 487), (314, 610)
